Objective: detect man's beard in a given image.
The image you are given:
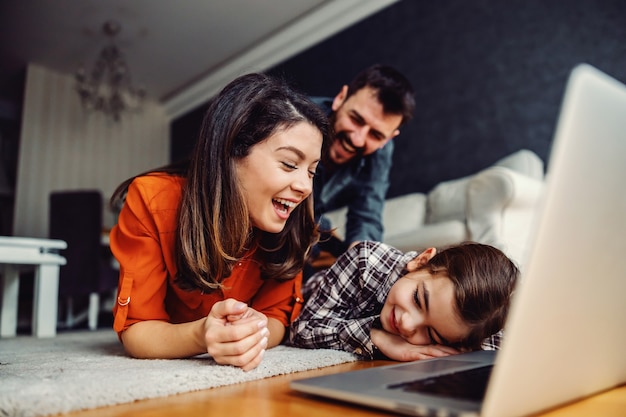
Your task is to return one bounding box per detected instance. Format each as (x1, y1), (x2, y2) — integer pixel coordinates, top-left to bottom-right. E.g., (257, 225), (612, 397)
(326, 112), (363, 166)
(335, 131), (364, 158)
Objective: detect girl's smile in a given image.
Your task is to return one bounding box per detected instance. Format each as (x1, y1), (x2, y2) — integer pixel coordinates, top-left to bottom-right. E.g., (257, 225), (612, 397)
(381, 268), (470, 346)
(388, 309), (399, 334)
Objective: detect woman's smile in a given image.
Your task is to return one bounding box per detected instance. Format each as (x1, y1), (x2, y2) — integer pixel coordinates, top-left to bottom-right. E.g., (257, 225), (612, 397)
(236, 122), (322, 233)
(272, 197), (298, 220)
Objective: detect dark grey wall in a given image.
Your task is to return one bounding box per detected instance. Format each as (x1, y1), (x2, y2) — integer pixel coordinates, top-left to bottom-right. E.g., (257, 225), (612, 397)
(172, 0), (626, 197)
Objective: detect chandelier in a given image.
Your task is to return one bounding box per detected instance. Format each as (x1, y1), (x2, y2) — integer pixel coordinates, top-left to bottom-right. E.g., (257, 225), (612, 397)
(75, 20), (145, 121)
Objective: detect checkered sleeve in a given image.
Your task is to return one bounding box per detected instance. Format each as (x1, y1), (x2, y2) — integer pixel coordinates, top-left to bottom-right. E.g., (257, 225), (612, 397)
(481, 329), (504, 350)
(288, 241), (413, 360)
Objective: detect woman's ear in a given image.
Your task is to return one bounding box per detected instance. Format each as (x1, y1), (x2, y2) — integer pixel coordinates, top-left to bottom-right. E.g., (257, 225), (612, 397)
(406, 248), (437, 272)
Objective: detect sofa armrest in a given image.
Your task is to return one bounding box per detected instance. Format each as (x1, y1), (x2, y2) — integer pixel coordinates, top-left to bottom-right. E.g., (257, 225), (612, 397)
(466, 166), (545, 265)
(493, 148), (545, 181)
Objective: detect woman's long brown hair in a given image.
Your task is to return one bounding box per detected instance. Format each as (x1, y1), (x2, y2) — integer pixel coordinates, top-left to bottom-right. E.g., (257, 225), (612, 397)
(110, 73), (330, 292)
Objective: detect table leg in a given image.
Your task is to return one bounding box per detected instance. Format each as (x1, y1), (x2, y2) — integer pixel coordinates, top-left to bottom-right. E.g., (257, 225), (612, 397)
(0, 264), (20, 337)
(32, 264), (60, 337)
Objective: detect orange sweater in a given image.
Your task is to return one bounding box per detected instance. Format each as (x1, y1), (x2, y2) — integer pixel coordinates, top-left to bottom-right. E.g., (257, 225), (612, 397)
(110, 174), (303, 335)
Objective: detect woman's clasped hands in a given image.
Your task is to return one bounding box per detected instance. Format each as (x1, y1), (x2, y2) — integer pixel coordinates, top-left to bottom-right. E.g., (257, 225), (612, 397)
(204, 298), (269, 371)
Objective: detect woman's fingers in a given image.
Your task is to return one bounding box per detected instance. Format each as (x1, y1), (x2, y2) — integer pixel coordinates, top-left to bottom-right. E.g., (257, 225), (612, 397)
(203, 299), (271, 370)
(204, 312), (269, 370)
(209, 298), (266, 325)
(209, 298), (247, 322)
(240, 335), (269, 371)
(209, 324), (269, 370)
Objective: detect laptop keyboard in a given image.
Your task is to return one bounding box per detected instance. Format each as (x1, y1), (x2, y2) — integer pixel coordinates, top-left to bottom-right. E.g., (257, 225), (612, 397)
(388, 365), (493, 401)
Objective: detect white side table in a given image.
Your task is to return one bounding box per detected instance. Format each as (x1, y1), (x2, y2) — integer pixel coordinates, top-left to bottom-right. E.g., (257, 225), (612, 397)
(0, 236), (67, 337)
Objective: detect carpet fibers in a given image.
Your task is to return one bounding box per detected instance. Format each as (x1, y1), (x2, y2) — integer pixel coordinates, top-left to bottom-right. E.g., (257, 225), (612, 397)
(0, 330), (357, 417)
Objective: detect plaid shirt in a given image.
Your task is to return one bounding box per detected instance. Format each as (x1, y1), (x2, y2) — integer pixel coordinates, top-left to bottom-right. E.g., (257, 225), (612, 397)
(288, 241), (503, 360)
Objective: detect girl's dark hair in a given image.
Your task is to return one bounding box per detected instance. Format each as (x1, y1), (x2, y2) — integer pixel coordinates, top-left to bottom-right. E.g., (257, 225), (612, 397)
(422, 242), (520, 350)
(110, 73), (330, 292)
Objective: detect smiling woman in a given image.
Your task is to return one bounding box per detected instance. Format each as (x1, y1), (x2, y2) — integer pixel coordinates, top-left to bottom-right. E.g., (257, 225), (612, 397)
(236, 124), (322, 233)
(106, 73), (330, 371)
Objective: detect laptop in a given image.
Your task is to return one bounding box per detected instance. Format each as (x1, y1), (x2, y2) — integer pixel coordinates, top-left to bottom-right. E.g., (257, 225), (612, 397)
(290, 63), (626, 417)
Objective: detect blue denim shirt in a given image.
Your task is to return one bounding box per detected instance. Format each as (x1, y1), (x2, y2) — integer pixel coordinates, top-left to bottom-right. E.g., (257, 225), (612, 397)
(311, 97), (393, 244)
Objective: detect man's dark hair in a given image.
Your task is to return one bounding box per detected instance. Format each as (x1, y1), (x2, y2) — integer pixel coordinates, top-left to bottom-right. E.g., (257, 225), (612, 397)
(346, 64), (415, 126)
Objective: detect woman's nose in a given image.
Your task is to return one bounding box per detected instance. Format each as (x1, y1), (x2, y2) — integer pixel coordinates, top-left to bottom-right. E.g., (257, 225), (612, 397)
(291, 172), (313, 195)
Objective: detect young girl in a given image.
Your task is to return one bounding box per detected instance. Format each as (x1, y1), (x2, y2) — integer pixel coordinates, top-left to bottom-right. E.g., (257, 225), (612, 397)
(109, 73), (329, 371)
(289, 240), (519, 361)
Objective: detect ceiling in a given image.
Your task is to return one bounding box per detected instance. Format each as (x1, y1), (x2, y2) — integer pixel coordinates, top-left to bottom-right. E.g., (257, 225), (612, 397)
(0, 0), (397, 119)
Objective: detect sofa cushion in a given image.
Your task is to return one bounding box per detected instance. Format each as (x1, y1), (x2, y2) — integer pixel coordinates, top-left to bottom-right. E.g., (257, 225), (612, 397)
(321, 206), (348, 240)
(385, 220), (467, 253)
(324, 193), (427, 242)
(425, 176), (471, 224)
(382, 193), (427, 238)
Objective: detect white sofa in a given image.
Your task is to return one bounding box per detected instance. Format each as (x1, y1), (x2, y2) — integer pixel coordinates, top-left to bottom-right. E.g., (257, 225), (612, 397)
(325, 149), (545, 267)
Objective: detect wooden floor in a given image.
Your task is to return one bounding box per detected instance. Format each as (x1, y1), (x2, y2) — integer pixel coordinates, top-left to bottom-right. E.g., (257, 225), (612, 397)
(65, 360), (626, 417)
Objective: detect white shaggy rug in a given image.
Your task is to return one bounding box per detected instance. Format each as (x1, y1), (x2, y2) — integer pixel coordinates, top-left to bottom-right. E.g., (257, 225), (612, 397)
(0, 329), (357, 417)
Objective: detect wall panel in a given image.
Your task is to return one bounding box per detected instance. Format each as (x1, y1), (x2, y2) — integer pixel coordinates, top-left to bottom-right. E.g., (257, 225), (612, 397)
(13, 64), (169, 237)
